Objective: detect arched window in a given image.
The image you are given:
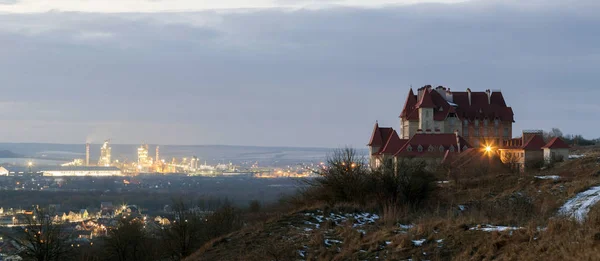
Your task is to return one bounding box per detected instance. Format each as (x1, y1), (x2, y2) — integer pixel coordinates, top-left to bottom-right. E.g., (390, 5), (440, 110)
(417, 145), (423, 152)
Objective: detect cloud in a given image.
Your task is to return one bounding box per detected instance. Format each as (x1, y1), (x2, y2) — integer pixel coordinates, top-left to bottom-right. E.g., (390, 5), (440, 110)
(0, 1), (598, 146)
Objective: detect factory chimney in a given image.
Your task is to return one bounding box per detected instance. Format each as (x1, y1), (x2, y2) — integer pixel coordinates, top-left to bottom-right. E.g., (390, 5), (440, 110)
(156, 146), (160, 163)
(86, 143), (90, 166)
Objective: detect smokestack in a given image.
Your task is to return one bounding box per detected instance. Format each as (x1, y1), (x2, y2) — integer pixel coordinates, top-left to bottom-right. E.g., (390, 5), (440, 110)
(486, 89), (492, 104)
(156, 146), (160, 163)
(467, 88), (472, 106)
(85, 143), (90, 166)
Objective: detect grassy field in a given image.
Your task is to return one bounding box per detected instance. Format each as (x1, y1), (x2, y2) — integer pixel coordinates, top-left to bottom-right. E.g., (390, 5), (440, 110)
(184, 147), (600, 261)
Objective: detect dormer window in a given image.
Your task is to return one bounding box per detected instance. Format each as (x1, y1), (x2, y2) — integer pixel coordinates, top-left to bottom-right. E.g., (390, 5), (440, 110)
(439, 146), (445, 152)
(463, 145), (468, 151)
(449, 145), (455, 152)
(417, 145), (423, 152)
(407, 145), (413, 152)
(428, 146), (435, 152)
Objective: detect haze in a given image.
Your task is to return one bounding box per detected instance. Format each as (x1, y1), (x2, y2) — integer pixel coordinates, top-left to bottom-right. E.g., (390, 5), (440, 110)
(0, 0), (598, 147)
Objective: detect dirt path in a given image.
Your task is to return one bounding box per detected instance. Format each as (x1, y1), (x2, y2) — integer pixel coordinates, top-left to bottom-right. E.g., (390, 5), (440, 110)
(558, 186), (600, 222)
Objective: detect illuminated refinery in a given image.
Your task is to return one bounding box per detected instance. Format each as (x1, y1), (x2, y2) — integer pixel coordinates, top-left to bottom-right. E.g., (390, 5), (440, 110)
(16, 140), (318, 178)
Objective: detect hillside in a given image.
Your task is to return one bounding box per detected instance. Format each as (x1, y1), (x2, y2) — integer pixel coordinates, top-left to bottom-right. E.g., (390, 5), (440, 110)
(186, 149), (600, 261)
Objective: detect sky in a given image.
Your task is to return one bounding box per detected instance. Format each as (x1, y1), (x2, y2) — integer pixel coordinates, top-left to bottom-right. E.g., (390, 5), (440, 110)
(0, 0), (598, 147)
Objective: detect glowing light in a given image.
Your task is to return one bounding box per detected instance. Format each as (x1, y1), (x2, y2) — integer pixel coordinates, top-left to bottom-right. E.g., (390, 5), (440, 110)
(28, 161), (33, 167)
(485, 146), (492, 153)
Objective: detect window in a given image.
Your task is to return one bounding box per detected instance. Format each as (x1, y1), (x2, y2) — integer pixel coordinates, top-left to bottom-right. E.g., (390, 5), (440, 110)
(484, 119), (489, 127)
(439, 146), (445, 152)
(428, 146), (435, 152)
(463, 145), (469, 151)
(475, 128), (480, 137)
(417, 145), (423, 152)
(449, 117), (455, 126)
(483, 128), (488, 137)
(449, 146), (455, 152)
(495, 128), (499, 136)
(407, 145), (413, 152)
(504, 127), (509, 137)
(463, 126), (469, 136)
(494, 119), (499, 127)
(474, 120), (479, 127)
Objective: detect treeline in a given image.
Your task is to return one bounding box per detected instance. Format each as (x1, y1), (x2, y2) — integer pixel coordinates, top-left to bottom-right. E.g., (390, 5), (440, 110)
(543, 128), (599, 146)
(0, 191), (242, 214)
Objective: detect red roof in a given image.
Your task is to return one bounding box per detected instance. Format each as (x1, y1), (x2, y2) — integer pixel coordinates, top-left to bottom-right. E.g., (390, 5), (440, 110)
(368, 122), (394, 150)
(399, 88), (417, 119)
(542, 137), (571, 149)
(415, 87), (436, 109)
(399, 86), (514, 123)
(379, 130), (408, 155)
(394, 133), (472, 157)
(522, 135), (547, 151)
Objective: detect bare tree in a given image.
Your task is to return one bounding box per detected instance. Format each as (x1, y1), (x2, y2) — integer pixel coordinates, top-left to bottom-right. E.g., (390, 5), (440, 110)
(163, 198), (205, 260)
(104, 217), (149, 261)
(10, 207), (73, 261)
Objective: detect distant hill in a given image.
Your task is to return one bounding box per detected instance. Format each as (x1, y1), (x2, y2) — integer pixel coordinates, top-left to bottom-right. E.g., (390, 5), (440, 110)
(0, 150), (23, 158)
(0, 143), (367, 166)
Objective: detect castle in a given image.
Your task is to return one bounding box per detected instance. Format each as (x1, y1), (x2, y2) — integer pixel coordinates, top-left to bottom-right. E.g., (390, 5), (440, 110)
(368, 85), (570, 170)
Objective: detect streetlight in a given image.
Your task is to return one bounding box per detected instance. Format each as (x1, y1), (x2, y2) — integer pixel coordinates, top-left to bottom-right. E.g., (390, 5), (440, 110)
(28, 161), (33, 173)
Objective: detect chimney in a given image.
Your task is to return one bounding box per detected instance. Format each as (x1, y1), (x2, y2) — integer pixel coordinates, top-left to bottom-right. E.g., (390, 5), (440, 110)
(455, 130), (461, 153)
(446, 88), (454, 103)
(435, 86), (447, 100)
(486, 89), (492, 104)
(156, 146), (160, 163)
(85, 143), (90, 166)
(467, 88), (472, 106)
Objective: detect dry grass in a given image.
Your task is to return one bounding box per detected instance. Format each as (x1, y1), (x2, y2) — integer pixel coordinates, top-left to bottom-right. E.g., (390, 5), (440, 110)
(186, 150), (600, 261)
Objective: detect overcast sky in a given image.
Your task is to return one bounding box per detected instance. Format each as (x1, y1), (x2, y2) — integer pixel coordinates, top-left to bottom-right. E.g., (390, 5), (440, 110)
(0, 0), (598, 147)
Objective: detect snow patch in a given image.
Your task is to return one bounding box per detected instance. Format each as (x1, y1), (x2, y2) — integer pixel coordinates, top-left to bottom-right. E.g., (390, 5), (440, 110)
(558, 185), (600, 222)
(569, 154), (585, 159)
(324, 239), (343, 246)
(535, 175), (560, 180)
(412, 239), (426, 246)
(469, 225), (522, 232)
